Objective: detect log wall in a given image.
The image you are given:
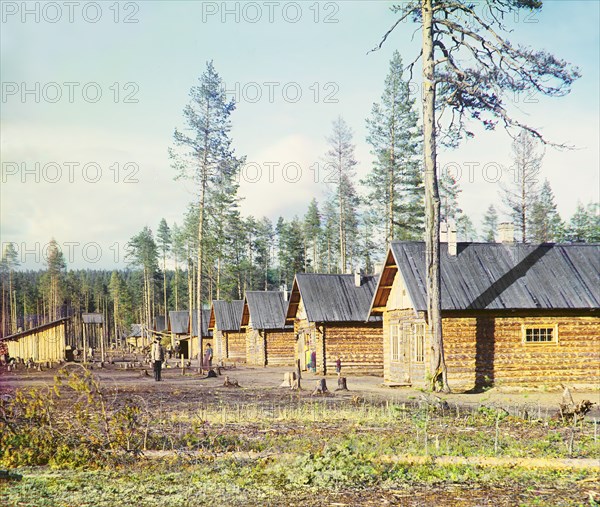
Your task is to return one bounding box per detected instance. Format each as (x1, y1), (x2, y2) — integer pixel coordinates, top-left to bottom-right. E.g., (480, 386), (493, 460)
(324, 323), (383, 375)
(294, 316), (383, 375)
(383, 309), (600, 389)
(246, 328), (295, 367)
(443, 313), (600, 389)
(265, 329), (296, 367)
(225, 330), (246, 363)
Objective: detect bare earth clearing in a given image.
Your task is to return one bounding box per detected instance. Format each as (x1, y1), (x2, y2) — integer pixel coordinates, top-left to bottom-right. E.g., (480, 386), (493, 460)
(1, 360), (598, 412)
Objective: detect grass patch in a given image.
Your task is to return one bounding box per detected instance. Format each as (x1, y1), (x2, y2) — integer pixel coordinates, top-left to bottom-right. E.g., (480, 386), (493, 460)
(1, 368), (598, 506)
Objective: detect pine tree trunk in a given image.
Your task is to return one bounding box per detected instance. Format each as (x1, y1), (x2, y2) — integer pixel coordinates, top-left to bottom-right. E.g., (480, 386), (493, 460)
(197, 178), (206, 371)
(1, 281), (7, 337)
(197, 101), (210, 371)
(163, 252), (168, 334)
(175, 263), (179, 311)
(9, 269), (16, 333)
(422, 0), (449, 393)
(389, 104), (396, 246)
(521, 164), (527, 242)
(216, 257), (221, 300)
(338, 148), (346, 273)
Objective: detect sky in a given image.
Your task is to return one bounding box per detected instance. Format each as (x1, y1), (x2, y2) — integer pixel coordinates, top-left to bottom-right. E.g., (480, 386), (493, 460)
(1, 0), (599, 269)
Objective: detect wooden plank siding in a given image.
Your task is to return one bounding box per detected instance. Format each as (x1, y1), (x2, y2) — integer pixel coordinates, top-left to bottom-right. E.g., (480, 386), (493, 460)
(4, 319), (69, 363)
(212, 330), (226, 363)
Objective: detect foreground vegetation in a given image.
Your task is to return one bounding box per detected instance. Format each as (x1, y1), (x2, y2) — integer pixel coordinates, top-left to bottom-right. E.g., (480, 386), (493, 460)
(1, 368), (598, 506)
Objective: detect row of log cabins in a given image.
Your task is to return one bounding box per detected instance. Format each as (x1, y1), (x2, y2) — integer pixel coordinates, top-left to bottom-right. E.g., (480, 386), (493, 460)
(159, 273), (382, 374)
(2, 240), (598, 389)
(133, 239), (600, 388)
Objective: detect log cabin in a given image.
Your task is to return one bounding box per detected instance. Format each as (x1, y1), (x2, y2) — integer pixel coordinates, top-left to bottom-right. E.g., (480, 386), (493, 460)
(153, 315), (167, 333)
(241, 291), (295, 367)
(0, 317), (71, 363)
(208, 300), (245, 363)
(369, 240), (600, 390)
(168, 309), (211, 360)
(168, 310), (189, 355)
(191, 309), (213, 362)
(285, 273), (383, 375)
(127, 324), (144, 350)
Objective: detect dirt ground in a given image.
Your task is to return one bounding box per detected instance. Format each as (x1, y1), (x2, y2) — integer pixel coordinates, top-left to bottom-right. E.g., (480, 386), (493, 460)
(1, 359), (598, 418)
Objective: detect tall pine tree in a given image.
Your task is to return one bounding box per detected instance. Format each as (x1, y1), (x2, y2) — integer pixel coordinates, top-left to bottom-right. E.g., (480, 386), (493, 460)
(529, 180), (564, 243)
(364, 51), (423, 247)
(481, 205), (499, 242)
(170, 61), (244, 367)
(324, 116), (359, 273)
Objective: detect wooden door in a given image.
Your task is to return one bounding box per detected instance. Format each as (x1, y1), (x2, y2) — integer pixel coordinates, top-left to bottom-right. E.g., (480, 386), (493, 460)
(401, 322), (412, 384)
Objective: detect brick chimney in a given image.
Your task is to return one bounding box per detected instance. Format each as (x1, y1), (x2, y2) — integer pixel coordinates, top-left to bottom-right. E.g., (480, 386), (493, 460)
(448, 221), (457, 256)
(354, 269), (363, 287)
(498, 222), (515, 244)
(440, 222), (448, 243)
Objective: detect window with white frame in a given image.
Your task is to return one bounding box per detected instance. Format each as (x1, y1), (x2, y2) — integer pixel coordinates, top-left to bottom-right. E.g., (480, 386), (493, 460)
(523, 325), (557, 344)
(390, 323), (399, 361)
(413, 323), (425, 363)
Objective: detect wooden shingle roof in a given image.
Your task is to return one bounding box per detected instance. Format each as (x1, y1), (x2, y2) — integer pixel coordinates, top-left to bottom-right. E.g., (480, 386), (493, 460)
(208, 300), (244, 331)
(82, 313), (104, 324)
(286, 273), (381, 323)
(191, 309), (213, 338)
(130, 324), (142, 337)
(169, 311), (189, 334)
(0, 318), (70, 342)
(241, 291), (290, 330)
(153, 315), (167, 332)
(372, 242), (600, 312)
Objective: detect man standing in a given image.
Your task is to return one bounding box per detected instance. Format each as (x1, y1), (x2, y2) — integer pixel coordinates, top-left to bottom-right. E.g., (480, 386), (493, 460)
(204, 343), (213, 370)
(152, 337), (165, 381)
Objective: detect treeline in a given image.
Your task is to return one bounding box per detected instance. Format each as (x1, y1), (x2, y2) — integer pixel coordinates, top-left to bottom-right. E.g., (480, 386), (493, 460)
(1, 56), (598, 339)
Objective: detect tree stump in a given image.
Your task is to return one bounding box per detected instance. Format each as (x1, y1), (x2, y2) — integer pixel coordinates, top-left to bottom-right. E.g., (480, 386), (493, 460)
(312, 379), (329, 396)
(223, 376), (239, 388)
(335, 377), (348, 391)
(280, 371), (297, 388)
(558, 399), (595, 422)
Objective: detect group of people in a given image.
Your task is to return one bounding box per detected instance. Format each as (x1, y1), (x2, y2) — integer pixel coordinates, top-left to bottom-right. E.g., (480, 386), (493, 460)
(150, 338), (214, 382)
(151, 339), (344, 382)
